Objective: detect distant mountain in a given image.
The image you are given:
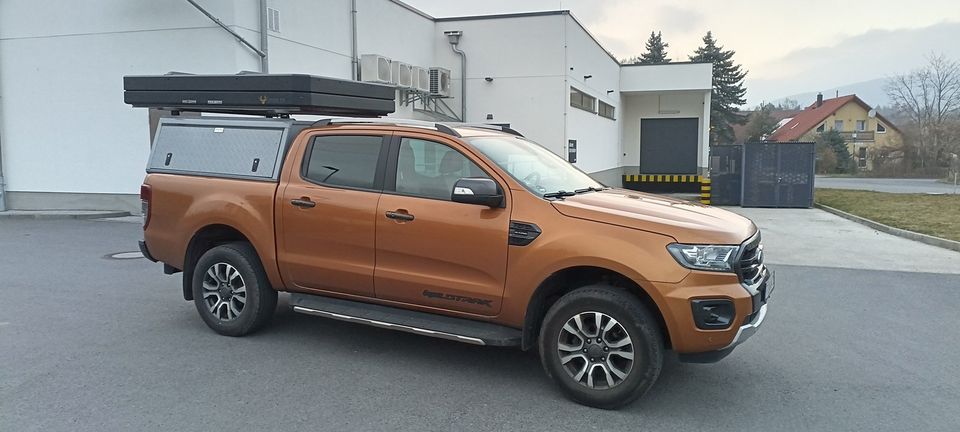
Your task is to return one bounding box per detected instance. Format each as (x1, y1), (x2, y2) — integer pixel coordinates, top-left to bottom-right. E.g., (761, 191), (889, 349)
(768, 77), (892, 109)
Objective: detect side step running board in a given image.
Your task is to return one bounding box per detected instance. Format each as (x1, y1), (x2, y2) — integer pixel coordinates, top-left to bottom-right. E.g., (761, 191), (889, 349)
(290, 293), (522, 347)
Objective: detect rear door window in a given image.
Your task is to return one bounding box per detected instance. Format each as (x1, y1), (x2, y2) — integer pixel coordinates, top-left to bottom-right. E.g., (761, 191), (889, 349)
(302, 135), (386, 190)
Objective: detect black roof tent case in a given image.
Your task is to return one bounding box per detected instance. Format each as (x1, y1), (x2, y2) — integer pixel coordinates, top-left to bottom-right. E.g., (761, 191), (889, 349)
(124, 74), (396, 117)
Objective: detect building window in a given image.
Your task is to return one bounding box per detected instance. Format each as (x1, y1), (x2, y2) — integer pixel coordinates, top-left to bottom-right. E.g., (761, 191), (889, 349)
(856, 120), (866, 131)
(598, 101), (615, 120)
(877, 123), (887, 133)
(816, 123), (825, 133)
(834, 120), (843, 131)
(570, 87), (596, 113)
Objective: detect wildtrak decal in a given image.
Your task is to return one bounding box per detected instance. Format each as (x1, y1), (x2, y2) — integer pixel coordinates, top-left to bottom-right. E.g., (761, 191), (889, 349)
(422, 290), (493, 307)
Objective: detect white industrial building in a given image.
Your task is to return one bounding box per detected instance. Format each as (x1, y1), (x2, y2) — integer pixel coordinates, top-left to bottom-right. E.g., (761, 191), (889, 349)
(0, 0), (712, 213)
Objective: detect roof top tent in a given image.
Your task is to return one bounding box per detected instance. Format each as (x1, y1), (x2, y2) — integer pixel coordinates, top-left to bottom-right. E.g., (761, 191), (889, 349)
(123, 73), (397, 117)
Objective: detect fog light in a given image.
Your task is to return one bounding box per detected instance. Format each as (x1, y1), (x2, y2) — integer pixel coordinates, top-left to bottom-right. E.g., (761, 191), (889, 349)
(691, 299), (734, 330)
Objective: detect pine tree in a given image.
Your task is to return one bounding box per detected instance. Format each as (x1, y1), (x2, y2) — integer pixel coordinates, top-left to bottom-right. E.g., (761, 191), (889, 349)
(689, 31), (748, 145)
(638, 31), (670, 64)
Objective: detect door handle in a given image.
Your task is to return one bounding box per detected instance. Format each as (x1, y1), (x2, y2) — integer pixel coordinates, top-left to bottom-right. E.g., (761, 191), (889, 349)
(290, 198), (316, 208)
(385, 211), (414, 221)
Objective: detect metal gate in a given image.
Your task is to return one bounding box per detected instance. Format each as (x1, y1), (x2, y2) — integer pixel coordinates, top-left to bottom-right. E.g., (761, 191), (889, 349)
(708, 145), (742, 206)
(741, 142), (815, 208)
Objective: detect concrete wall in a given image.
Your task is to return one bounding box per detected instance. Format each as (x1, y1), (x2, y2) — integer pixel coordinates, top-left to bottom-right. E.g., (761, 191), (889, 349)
(435, 15), (566, 153)
(0, 2), (713, 211)
(0, 0), (252, 208)
(562, 15), (622, 176)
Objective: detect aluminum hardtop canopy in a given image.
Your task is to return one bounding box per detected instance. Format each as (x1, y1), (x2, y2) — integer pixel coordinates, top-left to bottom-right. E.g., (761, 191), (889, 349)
(123, 73), (396, 117)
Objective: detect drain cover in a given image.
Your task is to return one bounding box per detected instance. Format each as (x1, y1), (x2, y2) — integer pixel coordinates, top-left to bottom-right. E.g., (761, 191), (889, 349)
(107, 251), (144, 260)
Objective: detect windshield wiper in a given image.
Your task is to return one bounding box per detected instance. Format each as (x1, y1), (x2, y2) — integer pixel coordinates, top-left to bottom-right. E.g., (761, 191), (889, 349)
(573, 186), (606, 194)
(543, 190), (576, 199)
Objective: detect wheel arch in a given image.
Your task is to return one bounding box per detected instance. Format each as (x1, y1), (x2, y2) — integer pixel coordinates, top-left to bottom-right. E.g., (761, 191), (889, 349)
(181, 224), (263, 301)
(521, 266), (671, 351)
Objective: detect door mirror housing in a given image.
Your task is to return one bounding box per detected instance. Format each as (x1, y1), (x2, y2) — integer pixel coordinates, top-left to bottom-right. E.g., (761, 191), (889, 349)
(451, 178), (503, 207)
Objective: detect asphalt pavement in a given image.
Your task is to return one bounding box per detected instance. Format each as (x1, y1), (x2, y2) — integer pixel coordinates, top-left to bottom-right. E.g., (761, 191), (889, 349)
(816, 176), (960, 194)
(1, 217), (959, 432)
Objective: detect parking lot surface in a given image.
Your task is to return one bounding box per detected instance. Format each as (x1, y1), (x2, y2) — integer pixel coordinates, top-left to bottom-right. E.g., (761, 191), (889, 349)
(1, 215), (959, 432)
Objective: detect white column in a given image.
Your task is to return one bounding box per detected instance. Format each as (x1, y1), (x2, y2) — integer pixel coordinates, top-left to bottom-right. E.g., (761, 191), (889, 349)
(700, 90), (712, 175)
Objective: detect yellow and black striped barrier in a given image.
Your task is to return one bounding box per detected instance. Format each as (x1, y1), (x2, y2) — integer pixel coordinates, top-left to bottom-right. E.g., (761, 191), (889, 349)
(622, 174), (711, 203)
(623, 174), (701, 183)
(700, 178), (711, 205)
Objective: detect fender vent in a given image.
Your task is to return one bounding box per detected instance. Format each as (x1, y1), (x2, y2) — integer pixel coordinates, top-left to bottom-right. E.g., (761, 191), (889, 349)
(509, 221), (542, 246)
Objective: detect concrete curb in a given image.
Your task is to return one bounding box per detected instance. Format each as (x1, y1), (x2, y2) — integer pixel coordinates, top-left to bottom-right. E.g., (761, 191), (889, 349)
(814, 204), (960, 252)
(0, 210), (131, 220)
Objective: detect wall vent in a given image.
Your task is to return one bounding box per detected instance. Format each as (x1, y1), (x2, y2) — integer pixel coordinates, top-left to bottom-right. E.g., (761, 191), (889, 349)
(267, 8), (280, 32)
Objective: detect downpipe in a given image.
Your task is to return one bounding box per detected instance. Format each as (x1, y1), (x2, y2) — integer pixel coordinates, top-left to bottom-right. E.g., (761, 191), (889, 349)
(350, 0), (358, 80)
(445, 31), (466, 121)
(259, 0), (269, 73)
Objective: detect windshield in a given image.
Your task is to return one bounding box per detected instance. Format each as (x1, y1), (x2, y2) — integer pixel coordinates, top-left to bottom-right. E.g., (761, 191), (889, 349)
(467, 136), (604, 197)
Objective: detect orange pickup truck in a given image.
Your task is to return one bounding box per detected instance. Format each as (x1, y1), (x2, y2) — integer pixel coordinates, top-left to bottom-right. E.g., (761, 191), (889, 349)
(137, 114), (772, 409)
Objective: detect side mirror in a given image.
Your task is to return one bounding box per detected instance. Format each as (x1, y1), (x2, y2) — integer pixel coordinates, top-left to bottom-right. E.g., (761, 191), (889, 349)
(451, 178), (503, 207)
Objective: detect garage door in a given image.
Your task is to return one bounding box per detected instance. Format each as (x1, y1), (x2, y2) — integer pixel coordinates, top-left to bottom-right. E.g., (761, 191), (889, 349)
(640, 118), (699, 174)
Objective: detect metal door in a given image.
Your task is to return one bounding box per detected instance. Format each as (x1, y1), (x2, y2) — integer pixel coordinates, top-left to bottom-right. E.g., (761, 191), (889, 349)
(640, 118), (699, 174)
(708, 145), (742, 205)
(742, 142), (815, 208)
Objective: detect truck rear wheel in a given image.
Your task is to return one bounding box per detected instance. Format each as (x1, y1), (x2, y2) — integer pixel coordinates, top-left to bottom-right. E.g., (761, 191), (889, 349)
(192, 242), (277, 336)
(538, 286), (663, 409)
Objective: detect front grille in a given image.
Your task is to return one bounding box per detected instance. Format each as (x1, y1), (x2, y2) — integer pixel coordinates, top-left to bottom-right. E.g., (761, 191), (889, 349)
(736, 233), (765, 288)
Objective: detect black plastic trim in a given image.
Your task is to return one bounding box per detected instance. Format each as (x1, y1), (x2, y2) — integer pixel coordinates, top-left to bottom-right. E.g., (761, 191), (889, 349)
(138, 240), (157, 262)
(508, 221), (542, 246)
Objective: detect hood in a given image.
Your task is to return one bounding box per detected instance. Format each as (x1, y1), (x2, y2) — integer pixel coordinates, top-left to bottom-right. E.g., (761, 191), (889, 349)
(551, 189), (756, 245)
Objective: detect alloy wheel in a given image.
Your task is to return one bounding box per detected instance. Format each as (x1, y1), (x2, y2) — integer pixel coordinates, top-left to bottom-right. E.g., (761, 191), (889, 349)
(557, 311), (635, 389)
(201, 262), (247, 321)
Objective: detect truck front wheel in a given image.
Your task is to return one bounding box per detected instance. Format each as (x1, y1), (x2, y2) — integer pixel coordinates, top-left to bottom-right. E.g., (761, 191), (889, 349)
(538, 286), (663, 409)
(191, 242), (277, 336)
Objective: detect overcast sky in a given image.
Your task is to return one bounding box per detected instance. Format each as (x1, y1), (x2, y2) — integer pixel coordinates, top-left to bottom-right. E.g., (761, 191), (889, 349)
(404, 0), (960, 106)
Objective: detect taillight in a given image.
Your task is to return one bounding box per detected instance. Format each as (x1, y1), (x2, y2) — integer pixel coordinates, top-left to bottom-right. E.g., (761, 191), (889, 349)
(140, 184), (152, 229)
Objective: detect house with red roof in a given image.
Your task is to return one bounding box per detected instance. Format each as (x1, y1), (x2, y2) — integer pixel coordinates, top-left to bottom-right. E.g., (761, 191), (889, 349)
(768, 94), (902, 170)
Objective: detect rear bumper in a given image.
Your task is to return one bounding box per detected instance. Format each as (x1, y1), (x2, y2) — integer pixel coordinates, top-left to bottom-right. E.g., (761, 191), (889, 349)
(138, 240), (158, 262)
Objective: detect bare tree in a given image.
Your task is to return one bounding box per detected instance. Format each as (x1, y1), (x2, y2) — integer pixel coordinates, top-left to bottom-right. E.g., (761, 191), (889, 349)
(885, 53), (960, 168)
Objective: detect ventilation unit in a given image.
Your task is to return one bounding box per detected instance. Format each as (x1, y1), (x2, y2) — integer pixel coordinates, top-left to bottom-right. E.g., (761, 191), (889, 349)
(412, 66), (430, 93)
(391, 61), (413, 88)
(429, 67), (451, 97)
(360, 54), (392, 84)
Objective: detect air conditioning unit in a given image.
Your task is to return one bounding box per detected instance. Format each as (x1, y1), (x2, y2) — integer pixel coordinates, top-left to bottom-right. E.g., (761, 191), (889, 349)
(412, 66), (430, 93)
(360, 54), (391, 84)
(391, 61), (413, 88)
(428, 67), (451, 97)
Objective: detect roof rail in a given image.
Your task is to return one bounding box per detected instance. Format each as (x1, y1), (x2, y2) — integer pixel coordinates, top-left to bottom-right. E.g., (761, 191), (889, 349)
(442, 123), (524, 137)
(308, 118), (522, 138)
(309, 117), (463, 137)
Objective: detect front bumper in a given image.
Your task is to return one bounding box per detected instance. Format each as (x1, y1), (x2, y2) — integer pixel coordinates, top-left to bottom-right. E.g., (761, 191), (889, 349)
(677, 270), (773, 363)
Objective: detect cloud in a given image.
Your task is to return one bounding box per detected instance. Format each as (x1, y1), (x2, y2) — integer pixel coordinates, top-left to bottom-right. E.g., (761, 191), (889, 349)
(747, 21), (960, 104)
(654, 5), (703, 35)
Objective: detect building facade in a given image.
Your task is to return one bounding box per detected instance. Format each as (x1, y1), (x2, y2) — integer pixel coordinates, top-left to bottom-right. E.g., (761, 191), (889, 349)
(768, 94), (902, 170)
(0, 0), (711, 213)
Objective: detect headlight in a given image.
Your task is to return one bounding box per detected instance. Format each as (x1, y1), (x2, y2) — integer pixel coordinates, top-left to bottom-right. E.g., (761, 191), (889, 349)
(666, 244), (739, 272)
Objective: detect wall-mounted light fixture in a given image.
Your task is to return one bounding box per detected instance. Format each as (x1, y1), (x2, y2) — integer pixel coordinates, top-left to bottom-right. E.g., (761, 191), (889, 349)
(486, 114), (494, 120)
(583, 75), (592, 80)
(484, 77), (493, 82)
(606, 90), (614, 94)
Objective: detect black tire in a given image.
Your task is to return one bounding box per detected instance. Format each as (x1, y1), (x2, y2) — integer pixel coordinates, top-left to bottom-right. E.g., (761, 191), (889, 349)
(192, 242), (277, 336)
(538, 286), (663, 409)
